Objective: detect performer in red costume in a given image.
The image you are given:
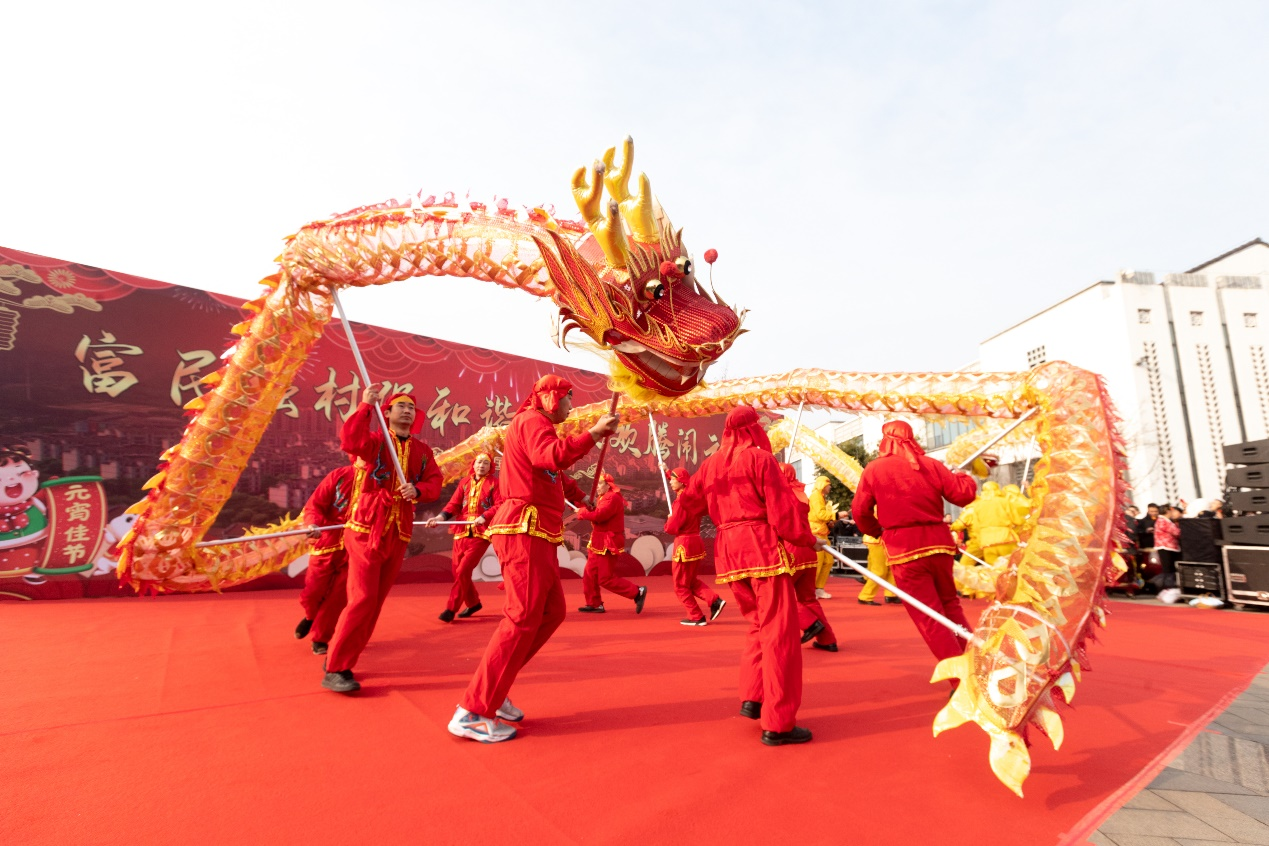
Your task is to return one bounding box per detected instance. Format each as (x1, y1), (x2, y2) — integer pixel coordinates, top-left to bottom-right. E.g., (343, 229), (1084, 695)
(576, 472), (646, 614)
(778, 463), (838, 653)
(851, 420), (977, 677)
(449, 375), (618, 743)
(321, 388), (443, 694)
(427, 453), (501, 622)
(294, 459), (357, 655)
(668, 405), (819, 746)
(665, 467), (724, 626)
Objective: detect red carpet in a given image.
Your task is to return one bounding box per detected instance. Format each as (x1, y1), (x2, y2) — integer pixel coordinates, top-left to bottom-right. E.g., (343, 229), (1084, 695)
(4, 576), (1268, 846)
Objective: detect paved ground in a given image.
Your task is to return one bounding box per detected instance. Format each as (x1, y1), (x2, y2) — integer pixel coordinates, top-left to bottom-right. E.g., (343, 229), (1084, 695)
(1089, 599), (1269, 846)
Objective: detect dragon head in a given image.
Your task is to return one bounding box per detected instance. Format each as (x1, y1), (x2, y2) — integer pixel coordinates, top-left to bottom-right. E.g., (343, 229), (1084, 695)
(534, 137), (745, 400)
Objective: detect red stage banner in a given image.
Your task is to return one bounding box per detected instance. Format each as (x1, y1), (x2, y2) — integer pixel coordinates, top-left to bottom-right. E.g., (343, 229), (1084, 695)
(0, 246), (726, 599)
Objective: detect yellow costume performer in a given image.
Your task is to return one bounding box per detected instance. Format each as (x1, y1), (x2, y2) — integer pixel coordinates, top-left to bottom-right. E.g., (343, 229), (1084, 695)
(1003, 484), (1031, 537)
(975, 482), (1020, 565)
(807, 476), (836, 596)
(856, 533), (897, 604)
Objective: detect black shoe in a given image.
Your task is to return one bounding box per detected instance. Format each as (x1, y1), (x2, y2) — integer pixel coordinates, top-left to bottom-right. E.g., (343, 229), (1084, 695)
(885, 597), (903, 605)
(739, 700), (762, 720)
(311, 641), (328, 655)
(761, 726), (813, 746)
(709, 597), (726, 621)
(801, 620), (826, 644)
(857, 599), (881, 606)
(680, 618), (707, 626)
(294, 618), (313, 639)
(439, 609), (456, 623)
(321, 670), (360, 694)
(577, 605), (606, 613)
(457, 603), (482, 618)
(634, 586), (647, 614)
(813, 641), (839, 653)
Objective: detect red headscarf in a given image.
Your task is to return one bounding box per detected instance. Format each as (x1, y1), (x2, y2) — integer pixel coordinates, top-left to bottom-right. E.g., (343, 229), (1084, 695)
(598, 471), (619, 493)
(383, 392), (423, 435)
(878, 420), (924, 469)
(517, 374), (573, 415)
(716, 405), (773, 465)
(778, 462), (809, 504)
(665, 467), (690, 486)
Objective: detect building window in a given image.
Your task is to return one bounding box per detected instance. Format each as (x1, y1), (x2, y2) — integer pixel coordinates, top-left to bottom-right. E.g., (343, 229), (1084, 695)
(1027, 345), (1047, 368)
(1247, 313), (1259, 328)
(1191, 311), (1204, 326)
(1138, 309), (1151, 324)
(924, 420), (976, 449)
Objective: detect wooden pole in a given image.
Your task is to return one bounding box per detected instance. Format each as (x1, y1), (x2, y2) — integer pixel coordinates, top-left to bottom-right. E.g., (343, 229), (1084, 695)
(589, 392), (621, 502)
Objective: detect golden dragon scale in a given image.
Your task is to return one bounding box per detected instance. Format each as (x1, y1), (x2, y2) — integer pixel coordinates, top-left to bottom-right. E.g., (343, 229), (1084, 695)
(544, 364), (1128, 795)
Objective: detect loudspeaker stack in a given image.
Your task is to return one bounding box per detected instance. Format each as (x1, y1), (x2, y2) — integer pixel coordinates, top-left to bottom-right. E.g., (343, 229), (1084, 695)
(1219, 438), (1269, 607)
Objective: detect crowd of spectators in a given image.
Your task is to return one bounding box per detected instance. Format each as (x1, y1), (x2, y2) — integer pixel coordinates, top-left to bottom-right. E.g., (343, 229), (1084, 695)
(1121, 499), (1226, 594)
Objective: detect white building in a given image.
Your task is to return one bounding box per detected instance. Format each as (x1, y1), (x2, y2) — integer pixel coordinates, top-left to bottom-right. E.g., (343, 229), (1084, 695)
(977, 238), (1269, 508)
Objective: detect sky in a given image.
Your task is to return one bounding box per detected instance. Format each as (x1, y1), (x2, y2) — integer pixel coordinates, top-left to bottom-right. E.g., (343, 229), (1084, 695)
(5, 1), (1268, 386)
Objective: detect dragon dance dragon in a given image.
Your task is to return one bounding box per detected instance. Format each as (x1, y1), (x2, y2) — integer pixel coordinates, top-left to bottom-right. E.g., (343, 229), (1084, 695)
(117, 137), (1128, 796)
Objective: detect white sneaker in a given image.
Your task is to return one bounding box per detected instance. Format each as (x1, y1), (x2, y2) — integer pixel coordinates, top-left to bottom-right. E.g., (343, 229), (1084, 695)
(496, 697), (524, 722)
(815, 588), (832, 599)
(448, 706), (518, 743)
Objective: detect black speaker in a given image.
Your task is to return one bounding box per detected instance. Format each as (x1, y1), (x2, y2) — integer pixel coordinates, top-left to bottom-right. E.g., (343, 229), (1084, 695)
(1224, 438), (1269, 465)
(1226, 465), (1269, 489)
(1179, 518), (1222, 563)
(1178, 561), (1225, 599)
(1222, 515), (1269, 546)
(1227, 490), (1269, 513)
(1223, 546), (1269, 606)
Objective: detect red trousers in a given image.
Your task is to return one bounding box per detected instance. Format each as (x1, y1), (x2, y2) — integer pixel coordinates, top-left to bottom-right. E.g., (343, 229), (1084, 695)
(672, 558), (719, 621)
(728, 573), (802, 733)
(325, 530), (408, 673)
(298, 548), (350, 644)
(582, 550), (640, 606)
(447, 536), (489, 612)
(890, 553), (971, 663)
(461, 533), (567, 717)
(793, 567), (835, 645)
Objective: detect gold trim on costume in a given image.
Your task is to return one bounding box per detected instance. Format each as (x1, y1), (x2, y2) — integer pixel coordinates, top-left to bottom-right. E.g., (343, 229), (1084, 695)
(715, 563), (795, 584)
(888, 545), (957, 566)
(671, 545), (705, 563)
(487, 505), (564, 544)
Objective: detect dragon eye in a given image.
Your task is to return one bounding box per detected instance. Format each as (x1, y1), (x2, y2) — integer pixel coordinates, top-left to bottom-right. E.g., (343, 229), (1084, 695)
(675, 256), (692, 276)
(643, 280), (666, 300)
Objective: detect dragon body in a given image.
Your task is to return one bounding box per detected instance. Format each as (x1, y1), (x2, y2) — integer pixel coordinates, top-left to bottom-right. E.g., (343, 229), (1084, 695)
(117, 142), (1125, 796)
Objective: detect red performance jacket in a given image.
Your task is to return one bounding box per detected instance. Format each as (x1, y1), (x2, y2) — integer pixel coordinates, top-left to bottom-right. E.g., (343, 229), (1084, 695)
(664, 499), (705, 563)
(487, 408), (596, 544)
(341, 402), (444, 545)
(670, 447), (817, 583)
(783, 496), (819, 569)
(301, 465), (356, 555)
(438, 475), (501, 540)
(852, 453), (976, 565)
(577, 490), (626, 555)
